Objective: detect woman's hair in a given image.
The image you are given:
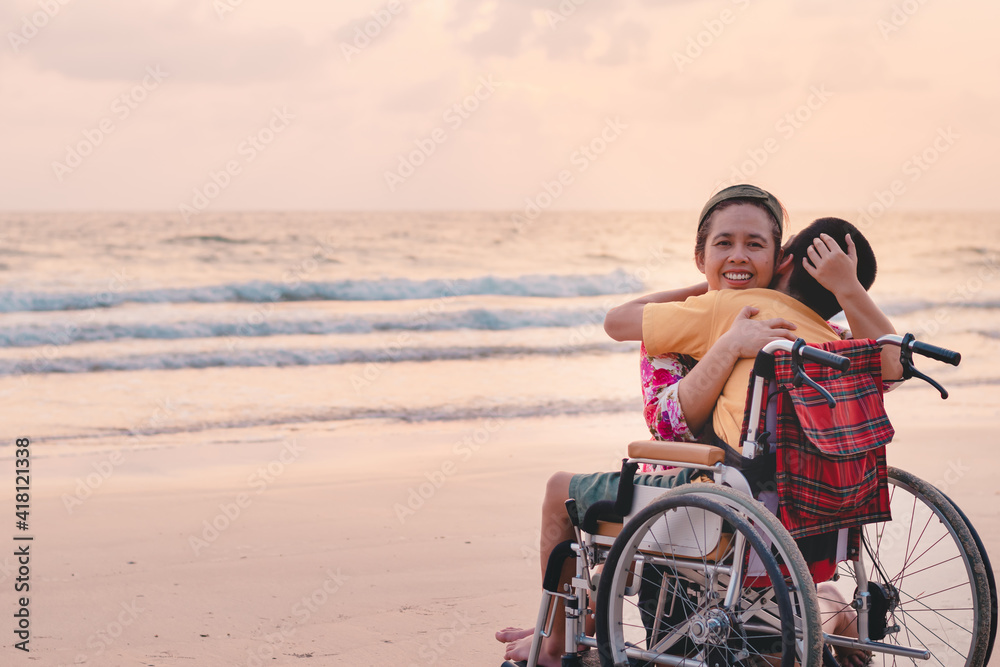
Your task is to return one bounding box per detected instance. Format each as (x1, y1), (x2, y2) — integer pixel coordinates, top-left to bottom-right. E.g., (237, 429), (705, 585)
(694, 196), (786, 265)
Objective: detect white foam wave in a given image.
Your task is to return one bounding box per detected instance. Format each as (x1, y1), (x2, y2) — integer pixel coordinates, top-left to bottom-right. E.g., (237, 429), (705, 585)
(0, 270), (643, 313)
(879, 299), (1000, 316)
(3, 341), (630, 376)
(0, 307), (608, 348)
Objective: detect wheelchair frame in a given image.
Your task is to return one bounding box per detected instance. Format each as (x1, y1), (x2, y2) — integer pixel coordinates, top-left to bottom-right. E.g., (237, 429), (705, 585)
(503, 334), (996, 667)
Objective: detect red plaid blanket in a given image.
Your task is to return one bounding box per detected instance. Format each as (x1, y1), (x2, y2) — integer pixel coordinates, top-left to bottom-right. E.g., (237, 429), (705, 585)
(742, 339), (893, 539)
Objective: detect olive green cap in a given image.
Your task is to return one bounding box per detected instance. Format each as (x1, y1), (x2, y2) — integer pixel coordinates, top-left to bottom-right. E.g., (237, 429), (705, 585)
(698, 184), (784, 232)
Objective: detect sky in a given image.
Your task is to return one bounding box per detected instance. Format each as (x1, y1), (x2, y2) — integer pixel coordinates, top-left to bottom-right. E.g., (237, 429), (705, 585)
(1, 0), (998, 212)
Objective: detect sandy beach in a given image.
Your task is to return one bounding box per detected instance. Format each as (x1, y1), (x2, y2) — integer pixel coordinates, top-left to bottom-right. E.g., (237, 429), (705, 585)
(10, 378), (998, 666)
(5, 210), (997, 665)
(5, 0), (1000, 663)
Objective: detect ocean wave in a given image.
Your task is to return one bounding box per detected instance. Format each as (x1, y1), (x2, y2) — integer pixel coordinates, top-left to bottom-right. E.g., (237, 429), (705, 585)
(0, 270), (643, 313)
(3, 341), (632, 376)
(879, 299), (1000, 317)
(0, 307), (609, 348)
(163, 234), (253, 244)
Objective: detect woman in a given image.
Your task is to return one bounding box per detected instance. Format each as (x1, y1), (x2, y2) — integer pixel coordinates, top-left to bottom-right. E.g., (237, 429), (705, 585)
(498, 185), (868, 667)
(607, 184), (796, 449)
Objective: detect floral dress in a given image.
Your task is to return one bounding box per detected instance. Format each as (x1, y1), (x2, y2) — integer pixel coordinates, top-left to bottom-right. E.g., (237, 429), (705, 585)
(640, 343), (698, 444)
(638, 344), (698, 473)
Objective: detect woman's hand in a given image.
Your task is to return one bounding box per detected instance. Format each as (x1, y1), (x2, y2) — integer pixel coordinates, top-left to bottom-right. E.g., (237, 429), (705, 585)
(802, 233), (861, 297)
(677, 305), (797, 433)
(720, 305), (798, 358)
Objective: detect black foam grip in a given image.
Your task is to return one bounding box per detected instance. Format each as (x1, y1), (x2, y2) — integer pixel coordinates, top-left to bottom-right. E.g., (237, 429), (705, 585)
(753, 351), (776, 380)
(581, 500), (618, 534)
(581, 459), (637, 533)
(542, 540), (576, 592)
(564, 499), (580, 529)
(910, 340), (961, 366)
(799, 345), (850, 371)
(614, 460), (639, 517)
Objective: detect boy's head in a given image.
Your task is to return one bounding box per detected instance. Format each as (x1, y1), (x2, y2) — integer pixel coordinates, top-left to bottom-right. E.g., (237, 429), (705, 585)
(778, 217), (877, 319)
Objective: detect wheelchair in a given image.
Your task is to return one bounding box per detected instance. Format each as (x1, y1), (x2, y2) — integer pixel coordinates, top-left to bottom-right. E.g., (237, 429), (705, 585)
(503, 334), (997, 667)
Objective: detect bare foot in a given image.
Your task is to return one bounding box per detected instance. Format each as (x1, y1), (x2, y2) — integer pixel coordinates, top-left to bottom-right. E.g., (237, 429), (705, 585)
(819, 584), (872, 667)
(833, 640), (872, 667)
(495, 626), (534, 643)
(834, 647), (872, 667)
(503, 635), (563, 667)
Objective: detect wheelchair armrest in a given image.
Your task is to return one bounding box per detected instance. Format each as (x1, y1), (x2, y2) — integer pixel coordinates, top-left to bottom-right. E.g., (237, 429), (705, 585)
(581, 460), (639, 533)
(581, 500), (619, 534)
(542, 541), (577, 592)
(627, 441), (725, 467)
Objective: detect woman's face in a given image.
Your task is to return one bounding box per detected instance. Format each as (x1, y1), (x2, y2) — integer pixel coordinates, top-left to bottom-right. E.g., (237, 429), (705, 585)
(696, 204), (777, 291)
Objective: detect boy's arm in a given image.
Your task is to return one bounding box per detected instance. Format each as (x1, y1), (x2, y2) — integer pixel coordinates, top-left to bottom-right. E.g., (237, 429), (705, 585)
(803, 233), (903, 380)
(604, 283), (708, 341)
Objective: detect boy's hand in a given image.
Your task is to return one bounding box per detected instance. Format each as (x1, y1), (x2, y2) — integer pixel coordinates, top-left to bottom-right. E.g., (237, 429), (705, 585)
(802, 233), (861, 297)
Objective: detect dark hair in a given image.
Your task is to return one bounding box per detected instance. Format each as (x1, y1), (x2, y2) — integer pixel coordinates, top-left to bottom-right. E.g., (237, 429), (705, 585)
(784, 217), (877, 319)
(694, 198), (785, 265)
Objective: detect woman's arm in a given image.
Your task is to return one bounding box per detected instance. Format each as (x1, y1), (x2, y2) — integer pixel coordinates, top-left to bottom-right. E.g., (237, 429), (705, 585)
(604, 283), (709, 341)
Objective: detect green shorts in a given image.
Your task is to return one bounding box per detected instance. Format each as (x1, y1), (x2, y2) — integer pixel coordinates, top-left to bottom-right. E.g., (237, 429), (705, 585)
(566, 468), (697, 526)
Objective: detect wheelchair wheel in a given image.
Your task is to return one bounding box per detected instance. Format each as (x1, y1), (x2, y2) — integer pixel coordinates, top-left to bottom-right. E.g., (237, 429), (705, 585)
(595, 491), (814, 667)
(938, 487), (998, 666)
(661, 483), (826, 666)
(828, 467), (992, 666)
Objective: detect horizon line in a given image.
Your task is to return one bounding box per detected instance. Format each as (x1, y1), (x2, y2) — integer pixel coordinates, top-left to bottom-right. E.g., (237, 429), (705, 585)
(2, 206), (998, 214)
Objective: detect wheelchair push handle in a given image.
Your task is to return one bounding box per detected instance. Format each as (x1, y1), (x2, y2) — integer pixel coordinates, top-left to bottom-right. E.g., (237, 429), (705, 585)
(877, 333), (961, 399)
(759, 338), (851, 371)
(797, 344), (851, 372)
(757, 339), (849, 408)
(910, 340), (961, 366)
(876, 333), (961, 365)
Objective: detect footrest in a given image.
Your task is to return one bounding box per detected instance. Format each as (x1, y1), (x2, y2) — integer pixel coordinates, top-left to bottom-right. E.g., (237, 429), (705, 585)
(627, 441), (724, 466)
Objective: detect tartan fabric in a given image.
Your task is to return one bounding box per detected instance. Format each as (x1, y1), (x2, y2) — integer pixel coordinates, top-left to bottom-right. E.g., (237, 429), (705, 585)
(742, 339), (894, 539)
(780, 342), (895, 456)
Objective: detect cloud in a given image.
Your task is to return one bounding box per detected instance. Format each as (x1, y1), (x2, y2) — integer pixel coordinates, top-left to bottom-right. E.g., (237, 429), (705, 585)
(380, 77), (455, 115)
(330, 2), (414, 53)
(445, 0), (647, 66)
(4, 0), (318, 83)
(594, 20), (650, 66)
(447, 0), (540, 58)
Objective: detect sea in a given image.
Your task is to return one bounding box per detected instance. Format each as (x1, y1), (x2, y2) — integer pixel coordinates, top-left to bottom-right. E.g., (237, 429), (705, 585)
(2, 210), (1000, 449)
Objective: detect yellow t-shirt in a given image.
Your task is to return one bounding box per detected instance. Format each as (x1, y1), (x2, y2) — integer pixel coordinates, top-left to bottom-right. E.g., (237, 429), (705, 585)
(642, 289), (839, 448)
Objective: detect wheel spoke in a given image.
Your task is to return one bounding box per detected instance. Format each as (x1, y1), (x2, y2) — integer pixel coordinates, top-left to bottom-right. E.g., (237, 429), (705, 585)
(597, 491), (810, 667)
(895, 585), (975, 636)
(894, 600), (968, 664)
(892, 552), (961, 580)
